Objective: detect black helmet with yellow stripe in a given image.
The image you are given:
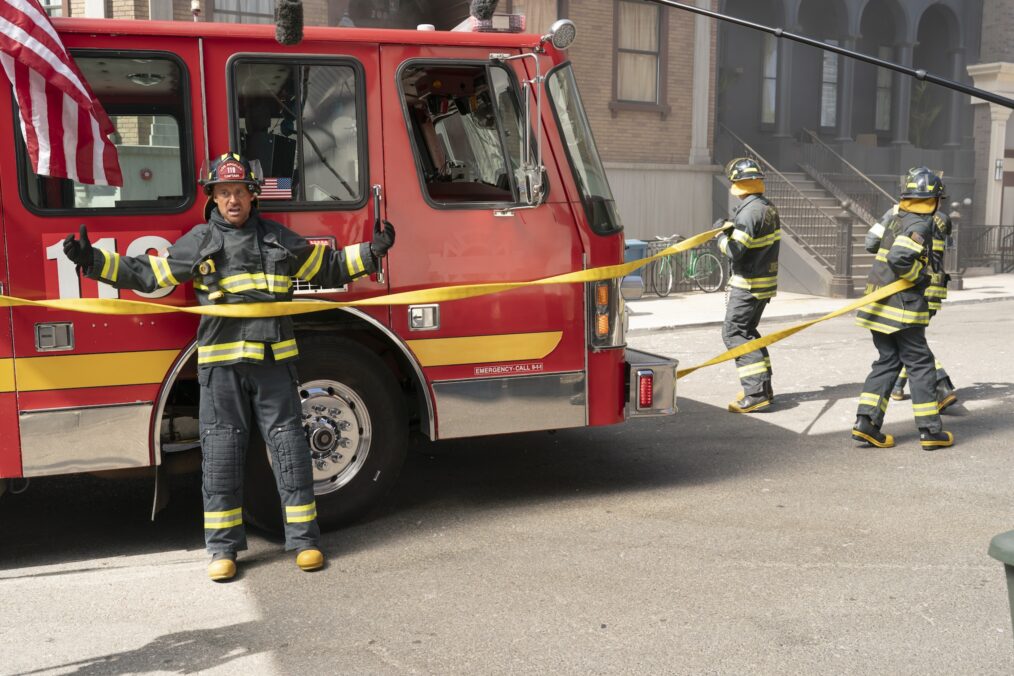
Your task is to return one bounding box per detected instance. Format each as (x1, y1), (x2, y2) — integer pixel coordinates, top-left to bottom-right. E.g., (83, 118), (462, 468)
(900, 166), (943, 199)
(200, 153), (263, 196)
(725, 157), (764, 183)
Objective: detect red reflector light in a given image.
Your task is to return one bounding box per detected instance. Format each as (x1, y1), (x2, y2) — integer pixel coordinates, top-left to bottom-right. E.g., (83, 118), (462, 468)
(638, 371), (654, 408)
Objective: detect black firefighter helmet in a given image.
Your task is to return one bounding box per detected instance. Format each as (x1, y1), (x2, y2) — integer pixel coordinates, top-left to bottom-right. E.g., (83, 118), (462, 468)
(199, 153), (264, 219)
(900, 166), (944, 200)
(725, 157), (764, 183)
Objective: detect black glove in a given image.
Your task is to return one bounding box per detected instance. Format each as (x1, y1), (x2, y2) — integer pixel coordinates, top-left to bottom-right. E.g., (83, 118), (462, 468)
(371, 219), (396, 258)
(62, 224), (93, 274)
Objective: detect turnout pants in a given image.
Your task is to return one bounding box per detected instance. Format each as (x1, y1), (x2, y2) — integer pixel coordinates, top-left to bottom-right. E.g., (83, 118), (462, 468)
(895, 360), (951, 390)
(722, 287), (772, 397)
(199, 361), (320, 554)
(857, 327), (942, 433)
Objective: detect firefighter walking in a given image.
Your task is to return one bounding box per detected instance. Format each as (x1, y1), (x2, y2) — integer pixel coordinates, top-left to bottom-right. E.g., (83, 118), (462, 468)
(716, 157), (781, 413)
(62, 153), (396, 581)
(852, 167), (953, 451)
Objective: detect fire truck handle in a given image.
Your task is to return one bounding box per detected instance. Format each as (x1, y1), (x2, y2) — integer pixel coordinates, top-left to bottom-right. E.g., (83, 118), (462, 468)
(372, 184), (384, 284)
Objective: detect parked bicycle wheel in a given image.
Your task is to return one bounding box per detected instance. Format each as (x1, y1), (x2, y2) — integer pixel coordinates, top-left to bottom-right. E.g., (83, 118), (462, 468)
(653, 255), (675, 297)
(690, 251), (725, 293)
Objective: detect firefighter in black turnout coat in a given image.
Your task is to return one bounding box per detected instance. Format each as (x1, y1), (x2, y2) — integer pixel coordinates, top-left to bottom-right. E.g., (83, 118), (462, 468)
(852, 167), (953, 451)
(62, 153), (397, 581)
(716, 158), (782, 413)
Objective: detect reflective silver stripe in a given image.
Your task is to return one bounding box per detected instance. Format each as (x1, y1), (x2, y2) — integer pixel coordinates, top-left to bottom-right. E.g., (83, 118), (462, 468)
(344, 244), (365, 276)
(148, 255), (179, 288)
(100, 249), (120, 282)
(730, 229), (781, 249)
(204, 507), (242, 529)
(912, 402), (939, 417)
(894, 236), (924, 254)
(271, 339), (299, 360)
(737, 362), (769, 378)
(197, 341), (266, 364)
(295, 244), (326, 280)
(216, 272), (292, 294)
(899, 259), (924, 282)
(286, 502), (317, 523)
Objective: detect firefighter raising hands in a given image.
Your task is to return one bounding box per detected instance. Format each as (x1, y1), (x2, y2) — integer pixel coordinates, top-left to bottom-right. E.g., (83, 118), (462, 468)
(61, 152), (398, 582)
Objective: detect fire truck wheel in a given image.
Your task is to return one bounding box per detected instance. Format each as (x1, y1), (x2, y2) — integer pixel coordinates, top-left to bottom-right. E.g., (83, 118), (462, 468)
(244, 336), (408, 533)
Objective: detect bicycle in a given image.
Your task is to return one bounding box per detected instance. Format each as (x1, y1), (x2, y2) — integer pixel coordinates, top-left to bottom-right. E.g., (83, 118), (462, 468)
(650, 235), (725, 297)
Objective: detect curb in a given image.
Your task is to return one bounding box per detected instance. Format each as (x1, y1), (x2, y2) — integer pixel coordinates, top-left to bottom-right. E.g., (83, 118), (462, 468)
(627, 293), (1014, 336)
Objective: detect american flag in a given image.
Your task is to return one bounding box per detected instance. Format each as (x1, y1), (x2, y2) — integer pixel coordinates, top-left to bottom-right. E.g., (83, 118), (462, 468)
(0, 0), (122, 186)
(260, 177), (293, 200)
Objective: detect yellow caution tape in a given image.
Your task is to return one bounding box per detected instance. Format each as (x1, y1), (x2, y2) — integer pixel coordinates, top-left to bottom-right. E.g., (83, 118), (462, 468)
(675, 278), (914, 379)
(0, 227), (725, 317)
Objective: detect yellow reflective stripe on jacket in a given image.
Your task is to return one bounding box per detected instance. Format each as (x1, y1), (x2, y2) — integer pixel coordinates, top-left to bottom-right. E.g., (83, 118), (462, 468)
(344, 244), (366, 277)
(730, 228), (781, 249)
(718, 236), (730, 256)
(148, 255), (179, 288)
(271, 339), (299, 361)
(899, 259), (924, 282)
(204, 507), (243, 529)
(932, 239), (945, 252)
(863, 302), (929, 323)
(855, 317), (900, 333)
(285, 502), (318, 524)
(925, 286), (947, 299)
(730, 274), (778, 290)
(894, 236), (925, 254)
(295, 244), (326, 281)
(99, 249), (120, 282)
(912, 402), (939, 417)
(197, 340), (267, 364)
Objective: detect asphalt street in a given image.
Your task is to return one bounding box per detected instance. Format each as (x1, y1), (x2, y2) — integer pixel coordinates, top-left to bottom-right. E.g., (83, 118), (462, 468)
(2, 300), (1013, 675)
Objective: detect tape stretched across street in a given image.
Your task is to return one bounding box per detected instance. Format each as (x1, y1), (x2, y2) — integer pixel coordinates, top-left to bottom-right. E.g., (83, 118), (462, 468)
(675, 278), (914, 379)
(0, 228), (912, 382)
(0, 227), (725, 316)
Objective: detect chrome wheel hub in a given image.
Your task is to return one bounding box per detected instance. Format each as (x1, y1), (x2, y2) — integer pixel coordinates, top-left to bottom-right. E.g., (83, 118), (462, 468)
(299, 379), (371, 495)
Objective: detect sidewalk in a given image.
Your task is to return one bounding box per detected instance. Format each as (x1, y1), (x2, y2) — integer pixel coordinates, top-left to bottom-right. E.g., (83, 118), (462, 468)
(626, 273), (1014, 334)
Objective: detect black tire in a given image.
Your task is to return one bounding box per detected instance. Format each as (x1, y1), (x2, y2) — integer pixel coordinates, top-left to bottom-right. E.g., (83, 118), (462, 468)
(244, 335), (408, 533)
(691, 252), (725, 293)
(653, 256), (674, 297)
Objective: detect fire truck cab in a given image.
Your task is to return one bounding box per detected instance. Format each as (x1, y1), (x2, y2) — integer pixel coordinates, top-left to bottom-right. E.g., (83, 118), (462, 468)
(0, 16), (677, 527)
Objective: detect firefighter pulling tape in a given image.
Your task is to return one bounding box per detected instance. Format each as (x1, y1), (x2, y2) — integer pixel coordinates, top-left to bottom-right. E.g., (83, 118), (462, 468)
(0, 226), (913, 382)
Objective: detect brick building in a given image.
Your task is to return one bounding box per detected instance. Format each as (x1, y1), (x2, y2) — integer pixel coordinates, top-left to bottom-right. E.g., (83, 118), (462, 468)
(53, 0), (719, 239)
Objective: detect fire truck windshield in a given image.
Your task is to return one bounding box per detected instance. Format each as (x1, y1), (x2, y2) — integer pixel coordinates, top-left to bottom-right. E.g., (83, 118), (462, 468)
(546, 63), (622, 235)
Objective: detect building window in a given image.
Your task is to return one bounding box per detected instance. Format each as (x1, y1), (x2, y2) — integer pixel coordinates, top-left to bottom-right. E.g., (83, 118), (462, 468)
(761, 33), (777, 125)
(611, 0), (669, 115)
(512, 0), (558, 34)
(213, 0), (275, 24)
(820, 40), (839, 128)
(39, 0), (67, 17)
(875, 46), (893, 132)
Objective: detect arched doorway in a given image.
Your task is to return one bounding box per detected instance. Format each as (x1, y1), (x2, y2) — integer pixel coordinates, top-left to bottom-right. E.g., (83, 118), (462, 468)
(796, 0), (848, 136)
(852, 0), (905, 145)
(717, 0), (784, 138)
(913, 3), (962, 149)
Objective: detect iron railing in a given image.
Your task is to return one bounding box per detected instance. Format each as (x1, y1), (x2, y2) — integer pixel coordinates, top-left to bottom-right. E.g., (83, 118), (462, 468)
(716, 125), (837, 271)
(798, 129), (896, 227)
(956, 225), (1014, 273)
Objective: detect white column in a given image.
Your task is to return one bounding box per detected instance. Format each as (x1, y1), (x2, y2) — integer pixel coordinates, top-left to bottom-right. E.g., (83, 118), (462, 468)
(985, 104), (1012, 225)
(688, 0), (713, 164)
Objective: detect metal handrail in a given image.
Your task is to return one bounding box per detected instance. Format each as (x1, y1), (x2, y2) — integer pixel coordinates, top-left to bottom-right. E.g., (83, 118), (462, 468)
(799, 129), (896, 227)
(717, 125), (836, 270)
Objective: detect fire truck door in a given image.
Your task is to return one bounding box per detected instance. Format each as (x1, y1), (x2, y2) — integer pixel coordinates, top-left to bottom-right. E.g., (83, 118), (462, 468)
(380, 47), (587, 439)
(0, 194), (18, 478)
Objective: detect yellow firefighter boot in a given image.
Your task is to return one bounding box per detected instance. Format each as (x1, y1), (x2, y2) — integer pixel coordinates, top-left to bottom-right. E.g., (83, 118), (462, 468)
(208, 552), (237, 582)
(296, 548), (325, 572)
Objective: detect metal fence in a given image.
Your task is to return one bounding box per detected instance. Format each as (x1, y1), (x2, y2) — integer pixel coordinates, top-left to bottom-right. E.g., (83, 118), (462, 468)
(798, 129), (896, 227)
(956, 225), (1014, 273)
(716, 126), (838, 271)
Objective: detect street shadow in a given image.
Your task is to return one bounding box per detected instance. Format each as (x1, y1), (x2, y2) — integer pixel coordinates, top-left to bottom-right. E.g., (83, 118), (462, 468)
(17, 622), (268, 675)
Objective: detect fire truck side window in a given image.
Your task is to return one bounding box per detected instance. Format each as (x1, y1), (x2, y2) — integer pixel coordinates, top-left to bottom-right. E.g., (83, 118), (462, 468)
(233, 60), (363, 206)
(401, 63), (521, 205)
(17, 54), (190, 212)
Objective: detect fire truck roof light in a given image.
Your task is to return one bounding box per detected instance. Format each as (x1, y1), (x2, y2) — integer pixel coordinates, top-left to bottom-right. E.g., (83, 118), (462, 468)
(452, 14), (526, 34)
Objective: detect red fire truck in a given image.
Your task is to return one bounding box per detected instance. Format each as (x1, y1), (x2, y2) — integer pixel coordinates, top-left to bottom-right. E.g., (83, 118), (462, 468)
(0, 15), (676, 529)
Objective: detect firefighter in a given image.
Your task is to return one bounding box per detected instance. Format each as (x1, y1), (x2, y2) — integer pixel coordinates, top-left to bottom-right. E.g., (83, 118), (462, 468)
(889, 190), (958, 410)
(852, 167), (953, 451)
(715, 157), (781, 413)
(61, 153), (396, 581)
